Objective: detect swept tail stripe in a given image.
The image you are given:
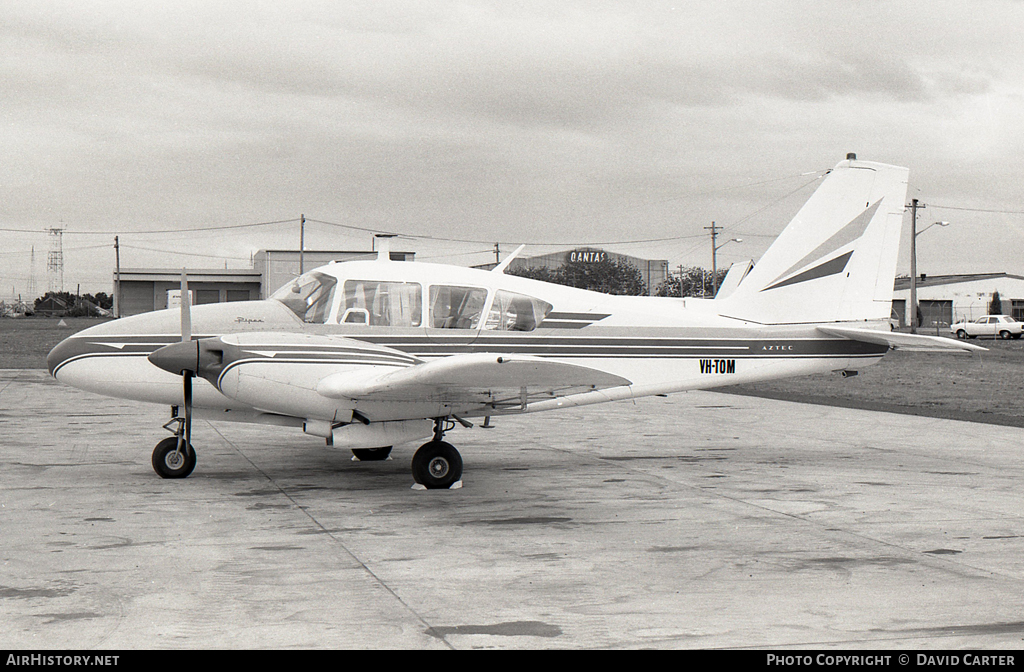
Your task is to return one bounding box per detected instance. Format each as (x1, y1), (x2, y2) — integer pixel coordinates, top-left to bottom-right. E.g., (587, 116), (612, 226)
(764, 199), (881, 289)
(762, 251), (854, 292)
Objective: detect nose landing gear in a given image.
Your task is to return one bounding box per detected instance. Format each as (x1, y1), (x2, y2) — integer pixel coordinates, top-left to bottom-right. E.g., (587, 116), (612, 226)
(152, 415), (196, 479)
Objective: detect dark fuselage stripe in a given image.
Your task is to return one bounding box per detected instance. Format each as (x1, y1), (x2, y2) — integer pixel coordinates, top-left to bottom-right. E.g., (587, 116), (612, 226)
(51, 335), (889, 375)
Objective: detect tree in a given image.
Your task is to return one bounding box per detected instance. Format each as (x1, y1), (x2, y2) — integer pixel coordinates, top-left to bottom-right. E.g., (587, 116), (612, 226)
(507, 266), (559, 284)
(509, 258), (647, 296)
(33, 290), (112, 317)
(556, 257), (647, 295)
(34, 291), (75, 311)
(989, 290), (1003, 315)
(655, 267), (727, 298)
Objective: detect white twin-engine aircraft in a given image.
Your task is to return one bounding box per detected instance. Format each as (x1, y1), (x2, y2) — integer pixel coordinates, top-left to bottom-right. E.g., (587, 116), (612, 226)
(48, 156), (982, 489)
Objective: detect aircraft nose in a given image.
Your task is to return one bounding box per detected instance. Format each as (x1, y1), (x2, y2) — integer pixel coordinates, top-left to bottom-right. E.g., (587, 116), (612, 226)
(47, 336), (80, 378)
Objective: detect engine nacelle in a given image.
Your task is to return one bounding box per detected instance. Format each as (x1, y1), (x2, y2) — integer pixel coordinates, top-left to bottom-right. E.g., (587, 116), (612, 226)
(329, 419), (434, 450)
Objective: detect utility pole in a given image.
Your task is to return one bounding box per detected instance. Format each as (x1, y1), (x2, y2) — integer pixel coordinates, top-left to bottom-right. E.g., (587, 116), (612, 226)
(704, 222), (742, 298)
(114, 236), (120, 318)
(299, 214), (306, 276)
(494, 242), (500, 265)
(909, 199), (924, 333)
(27, 246), (36, 302)
(705, 221), (719, 297)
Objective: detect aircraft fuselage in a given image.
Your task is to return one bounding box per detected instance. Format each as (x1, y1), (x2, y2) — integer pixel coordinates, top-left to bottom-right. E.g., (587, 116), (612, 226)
(48, 259), (888, 427)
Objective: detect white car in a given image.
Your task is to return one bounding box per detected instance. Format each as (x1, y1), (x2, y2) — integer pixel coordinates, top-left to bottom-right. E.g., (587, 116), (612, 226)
(950, 315), (1024, 340)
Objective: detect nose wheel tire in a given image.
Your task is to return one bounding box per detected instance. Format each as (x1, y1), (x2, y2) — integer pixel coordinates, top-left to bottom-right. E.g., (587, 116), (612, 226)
(152, 437), (197, 479)
(411, 440), (463, 489)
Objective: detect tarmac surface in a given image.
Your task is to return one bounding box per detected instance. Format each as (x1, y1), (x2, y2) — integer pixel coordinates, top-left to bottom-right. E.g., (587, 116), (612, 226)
(2, 368), (1024, 650)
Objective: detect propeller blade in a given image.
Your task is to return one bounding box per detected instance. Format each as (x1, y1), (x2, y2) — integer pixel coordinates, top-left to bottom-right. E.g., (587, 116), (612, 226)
(180, 269), (191, 343)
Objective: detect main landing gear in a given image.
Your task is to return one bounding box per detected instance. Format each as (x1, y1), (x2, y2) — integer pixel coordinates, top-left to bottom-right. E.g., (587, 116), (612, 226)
(147, 412), (465, 488)
(152, 415), (196, 479)
(410, 418), (464, 490)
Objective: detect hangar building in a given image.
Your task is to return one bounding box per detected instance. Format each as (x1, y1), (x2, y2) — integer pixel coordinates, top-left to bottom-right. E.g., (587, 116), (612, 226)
(891, 273), (1024, 330)
(503, 248), (669, 296)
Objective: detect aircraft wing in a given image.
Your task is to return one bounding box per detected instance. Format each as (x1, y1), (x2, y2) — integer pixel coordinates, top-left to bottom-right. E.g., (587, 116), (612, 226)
(817, 326), (987, 352)
(316, 352), (632, 407)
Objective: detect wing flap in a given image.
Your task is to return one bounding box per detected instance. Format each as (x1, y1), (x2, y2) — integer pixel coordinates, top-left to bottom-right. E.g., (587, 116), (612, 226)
(317, 352), (632, 402)
(817, 326), (987, 352)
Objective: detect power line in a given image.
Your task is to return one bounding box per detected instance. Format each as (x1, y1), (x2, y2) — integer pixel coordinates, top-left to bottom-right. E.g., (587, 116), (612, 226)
(306, 217), (708, 247)
(0, 218), (301, 236)
(927, 204), (1024, 215)
(119, 243), (252, 262)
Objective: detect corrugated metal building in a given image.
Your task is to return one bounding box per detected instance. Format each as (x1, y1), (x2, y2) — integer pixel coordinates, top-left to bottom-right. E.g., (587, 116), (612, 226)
(113, 249), (414, 316)
(252, 249), (413, 301)
(114, 268), (264, 316)
(891, 273), (1024, 329)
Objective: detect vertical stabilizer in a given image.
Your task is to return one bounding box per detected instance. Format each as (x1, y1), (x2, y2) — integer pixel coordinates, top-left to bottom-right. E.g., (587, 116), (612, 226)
(718, 157), (908, 325)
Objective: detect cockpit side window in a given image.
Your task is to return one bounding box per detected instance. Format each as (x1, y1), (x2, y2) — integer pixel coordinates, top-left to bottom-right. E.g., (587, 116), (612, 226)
(483, 290), (552, 332)
(429, 286), (488, 329)
(342, 281), (422, 326)
(270, 271), (338, 323)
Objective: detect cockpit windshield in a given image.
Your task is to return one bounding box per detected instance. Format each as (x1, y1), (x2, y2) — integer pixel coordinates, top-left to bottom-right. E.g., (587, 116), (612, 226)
(270, 271), (338, 323)
(483, 290), (552, 331)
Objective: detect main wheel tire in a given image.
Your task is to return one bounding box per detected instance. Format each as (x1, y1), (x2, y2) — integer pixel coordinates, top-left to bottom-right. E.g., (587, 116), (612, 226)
(956, 329), (967, 339)
(152, 437), (196, 479)
(351, 446), (393, 461)
(411, 440), (463, 489)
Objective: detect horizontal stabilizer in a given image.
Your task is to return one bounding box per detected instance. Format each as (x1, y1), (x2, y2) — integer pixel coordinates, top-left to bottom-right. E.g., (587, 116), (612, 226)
(317, 352), (632, 401)
(817, 326), (987, 352)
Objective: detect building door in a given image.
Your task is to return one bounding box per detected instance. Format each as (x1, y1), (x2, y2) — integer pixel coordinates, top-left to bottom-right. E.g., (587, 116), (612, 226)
(891, 299), (906, 329)
(1012, 299), (1024, 321)
(919, 300), (952, 329)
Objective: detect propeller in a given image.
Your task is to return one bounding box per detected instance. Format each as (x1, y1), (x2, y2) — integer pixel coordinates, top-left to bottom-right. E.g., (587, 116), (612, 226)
(179, 270), (193, 454)
(147, 271), (205, 457)
(147, 273), (226, 443)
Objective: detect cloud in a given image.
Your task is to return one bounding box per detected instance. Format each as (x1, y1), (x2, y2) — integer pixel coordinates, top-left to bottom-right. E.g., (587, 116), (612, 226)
(2, 1), (1024, 293)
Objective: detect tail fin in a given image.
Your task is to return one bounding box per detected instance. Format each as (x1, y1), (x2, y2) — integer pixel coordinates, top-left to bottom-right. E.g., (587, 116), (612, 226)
(719, 156), (909, 325)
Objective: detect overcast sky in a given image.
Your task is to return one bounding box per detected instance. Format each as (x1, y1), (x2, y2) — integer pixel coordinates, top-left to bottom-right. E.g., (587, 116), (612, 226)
(3, 1), (1023, 298)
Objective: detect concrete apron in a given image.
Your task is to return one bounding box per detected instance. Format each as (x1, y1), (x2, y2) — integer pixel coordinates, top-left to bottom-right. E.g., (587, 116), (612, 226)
(2, 369), (1023, 649)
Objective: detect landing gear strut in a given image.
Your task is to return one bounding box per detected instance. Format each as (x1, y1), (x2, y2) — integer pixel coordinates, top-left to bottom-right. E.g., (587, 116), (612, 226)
(411, 418), (463, 489)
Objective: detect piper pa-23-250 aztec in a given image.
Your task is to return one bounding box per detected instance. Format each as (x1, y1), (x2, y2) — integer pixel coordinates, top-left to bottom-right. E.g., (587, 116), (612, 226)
(48, 155), (983, 489)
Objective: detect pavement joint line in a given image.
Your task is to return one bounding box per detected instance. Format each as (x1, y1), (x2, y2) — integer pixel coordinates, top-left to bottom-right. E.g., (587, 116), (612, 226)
(605, 454), (1024, 650)
(204, 420), (456, 650)
(543, 417), (1023, 585)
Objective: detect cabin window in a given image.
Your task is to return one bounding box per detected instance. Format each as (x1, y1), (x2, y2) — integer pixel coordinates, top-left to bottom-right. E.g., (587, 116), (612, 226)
(429, 285), (488, 329)
(483, 290), (552, 332)
(341, 281), (422, 327)
(270, 271), (338, 323)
